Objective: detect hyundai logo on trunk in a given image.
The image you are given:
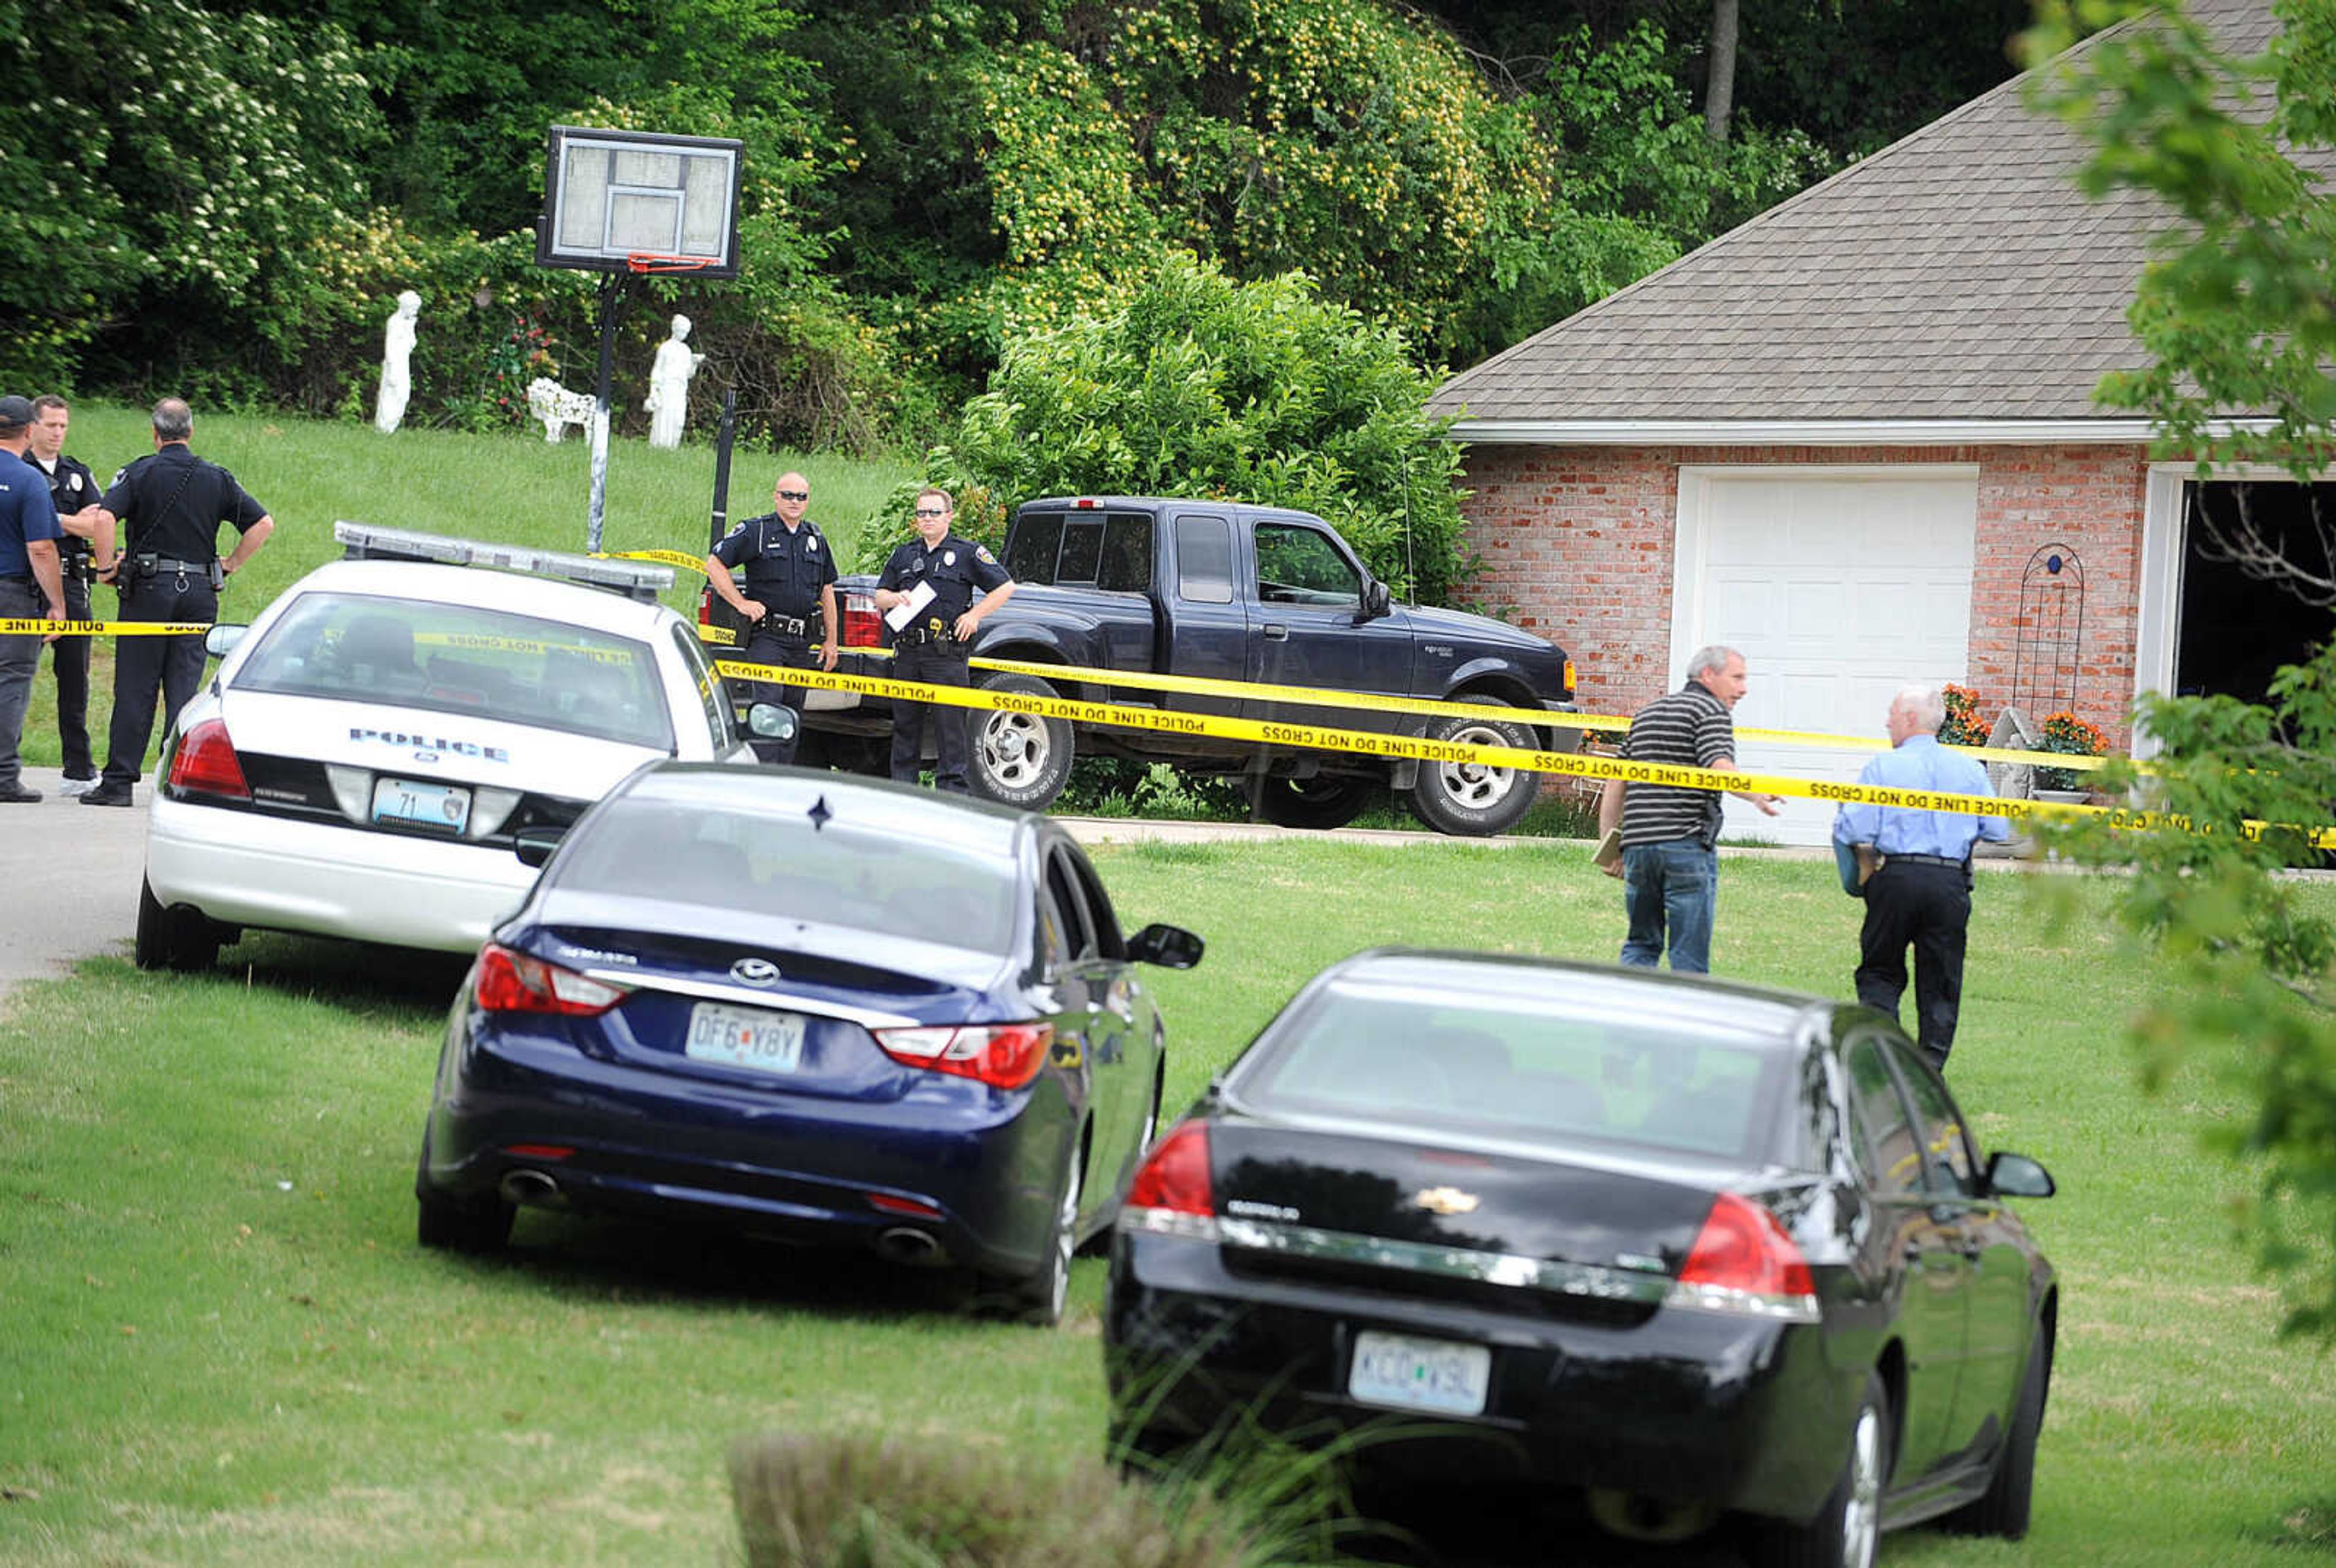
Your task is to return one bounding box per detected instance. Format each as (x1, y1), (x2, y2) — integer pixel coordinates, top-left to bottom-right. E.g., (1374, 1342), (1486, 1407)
(731, 957), (781, 987)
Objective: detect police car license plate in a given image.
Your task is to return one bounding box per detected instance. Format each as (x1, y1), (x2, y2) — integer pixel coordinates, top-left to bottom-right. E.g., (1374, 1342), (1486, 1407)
(1348, 1331), (1492, 1416)
(372, 776), (471, 833)
(685, 1002), (805, 1075)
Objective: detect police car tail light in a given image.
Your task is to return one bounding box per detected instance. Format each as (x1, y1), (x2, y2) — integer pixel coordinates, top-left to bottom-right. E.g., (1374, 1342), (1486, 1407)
(1121, 1122), (1217, 1238)
(474, 942), (627, 1017)
(169, 719), (251, 802)
(1666, 1192), (1820, 1323)
(875, 1022), (1052, 1091)
(839, 591), (884, 648)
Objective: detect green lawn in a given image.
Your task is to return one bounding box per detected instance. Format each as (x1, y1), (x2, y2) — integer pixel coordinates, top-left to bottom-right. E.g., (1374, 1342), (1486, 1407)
(2, 844), (2332, 1566)
(15, 403), (917, 772)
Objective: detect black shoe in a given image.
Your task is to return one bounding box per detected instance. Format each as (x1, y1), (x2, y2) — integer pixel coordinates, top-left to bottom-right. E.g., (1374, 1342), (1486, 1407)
(79, 783), (135, 807)
(0, 783), (40, 803)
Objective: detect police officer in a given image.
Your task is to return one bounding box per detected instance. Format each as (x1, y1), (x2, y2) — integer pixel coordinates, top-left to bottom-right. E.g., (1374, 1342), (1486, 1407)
(26, 395), (117, 794)
(872, 487), (1015, 793)
(0, 394), (68, 804)
(704, 471), (838, 765)
(81, 398), (274, 808)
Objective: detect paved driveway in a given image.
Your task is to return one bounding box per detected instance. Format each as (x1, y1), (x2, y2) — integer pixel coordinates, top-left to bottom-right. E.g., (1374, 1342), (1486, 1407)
(0, 766), (151, 996)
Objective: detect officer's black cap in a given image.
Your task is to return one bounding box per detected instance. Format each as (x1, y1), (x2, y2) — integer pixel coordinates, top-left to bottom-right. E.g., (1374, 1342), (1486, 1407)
(0, 395), (32, 432)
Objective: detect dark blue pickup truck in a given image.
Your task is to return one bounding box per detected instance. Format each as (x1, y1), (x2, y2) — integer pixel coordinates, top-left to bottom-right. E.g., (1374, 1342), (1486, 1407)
(759, 496), (1577, 835)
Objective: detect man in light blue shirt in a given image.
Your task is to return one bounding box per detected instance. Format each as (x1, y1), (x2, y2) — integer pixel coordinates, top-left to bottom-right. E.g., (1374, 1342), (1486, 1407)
(1834, 685), (2011, 1070)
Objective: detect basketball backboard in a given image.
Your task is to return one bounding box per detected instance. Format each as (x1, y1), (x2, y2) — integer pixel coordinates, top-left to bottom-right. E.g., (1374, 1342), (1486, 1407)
(537, 125), (742, 277)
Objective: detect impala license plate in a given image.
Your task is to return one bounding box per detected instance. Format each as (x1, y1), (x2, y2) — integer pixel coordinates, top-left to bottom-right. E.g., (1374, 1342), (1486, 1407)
(1348, 1330), (1492, 1417)
(372, 775), (470, 833)
(685, 1002), (805, 1075)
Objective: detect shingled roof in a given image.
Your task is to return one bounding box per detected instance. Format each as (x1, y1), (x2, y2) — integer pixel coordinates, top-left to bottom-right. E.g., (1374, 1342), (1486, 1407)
(1429, 0), (2282, 429)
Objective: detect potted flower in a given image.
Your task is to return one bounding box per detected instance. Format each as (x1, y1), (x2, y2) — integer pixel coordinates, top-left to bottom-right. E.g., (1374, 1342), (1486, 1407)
(1939, 683), (1989, 748)
(2031, 710), (2110, 794)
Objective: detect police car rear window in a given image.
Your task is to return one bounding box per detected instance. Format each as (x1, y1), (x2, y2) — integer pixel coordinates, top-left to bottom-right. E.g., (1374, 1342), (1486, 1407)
(233, 591), (673, 751)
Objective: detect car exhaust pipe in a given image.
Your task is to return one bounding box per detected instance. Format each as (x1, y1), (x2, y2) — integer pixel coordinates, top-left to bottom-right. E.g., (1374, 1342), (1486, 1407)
(874, 1227), (946, 1267)
(1585, 1489), (1717, 1545)
(499, 1169), (563, 1208)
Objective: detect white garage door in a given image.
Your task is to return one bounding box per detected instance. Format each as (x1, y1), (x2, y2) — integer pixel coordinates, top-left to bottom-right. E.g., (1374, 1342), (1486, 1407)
(1668, 467), (1979, 848)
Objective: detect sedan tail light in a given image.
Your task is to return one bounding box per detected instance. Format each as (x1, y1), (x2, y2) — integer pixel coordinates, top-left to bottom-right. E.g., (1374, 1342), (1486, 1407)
(1119, 1121), (1218, 1240)
(1666, 1192), (1820, 1323)
(839, 591), (884, 649)
(874, 1022), (1052, 1090)
(474, 943), (628, 1017)
(169, 718), (251, 802)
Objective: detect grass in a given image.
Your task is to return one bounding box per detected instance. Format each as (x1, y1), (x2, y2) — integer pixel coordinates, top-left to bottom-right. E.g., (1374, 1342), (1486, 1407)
(2, 842), (2334, 1566)
(15, 402), (919, 772)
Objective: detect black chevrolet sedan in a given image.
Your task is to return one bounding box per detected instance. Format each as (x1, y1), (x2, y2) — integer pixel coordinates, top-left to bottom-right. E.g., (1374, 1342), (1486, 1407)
(1104, 951), (2056, 1566)
(416, 765), (1201, 1325)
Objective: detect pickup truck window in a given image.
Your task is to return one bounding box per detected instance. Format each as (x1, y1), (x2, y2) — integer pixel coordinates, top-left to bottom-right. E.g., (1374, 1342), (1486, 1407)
(1007, 510), (1153, 592)
(1174, 514), (1234, 605)
(1255, 522), (1361, 609)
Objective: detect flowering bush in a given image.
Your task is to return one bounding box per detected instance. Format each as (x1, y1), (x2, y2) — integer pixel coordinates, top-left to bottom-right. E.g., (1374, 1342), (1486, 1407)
(1939, 683), (1989, 747)
(2032, 710), (2110, 791)
(484, 317), (561, 432)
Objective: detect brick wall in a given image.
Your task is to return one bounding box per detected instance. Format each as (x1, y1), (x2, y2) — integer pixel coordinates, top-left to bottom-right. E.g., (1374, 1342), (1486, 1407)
(1457, 442), (2149, 744)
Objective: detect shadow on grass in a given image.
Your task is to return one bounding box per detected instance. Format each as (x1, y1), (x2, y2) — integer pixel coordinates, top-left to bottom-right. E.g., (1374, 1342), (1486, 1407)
(203, 930), (476, 1018)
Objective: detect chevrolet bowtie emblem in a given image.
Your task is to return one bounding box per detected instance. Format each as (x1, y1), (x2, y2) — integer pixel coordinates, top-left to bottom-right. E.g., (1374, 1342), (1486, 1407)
(1412, 1185), (1479, 1216)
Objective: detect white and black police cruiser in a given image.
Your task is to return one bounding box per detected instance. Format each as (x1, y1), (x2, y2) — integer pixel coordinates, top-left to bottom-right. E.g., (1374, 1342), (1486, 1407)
(136, 522), (793, 970)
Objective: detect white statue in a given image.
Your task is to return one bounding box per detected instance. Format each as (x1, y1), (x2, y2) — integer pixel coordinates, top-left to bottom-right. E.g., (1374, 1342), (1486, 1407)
(645, 314), (703, 449)
(374, 291), (420, 434)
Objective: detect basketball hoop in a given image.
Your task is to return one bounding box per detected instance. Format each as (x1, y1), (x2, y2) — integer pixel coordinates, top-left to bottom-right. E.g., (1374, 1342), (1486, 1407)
(626, 253), (719, 275)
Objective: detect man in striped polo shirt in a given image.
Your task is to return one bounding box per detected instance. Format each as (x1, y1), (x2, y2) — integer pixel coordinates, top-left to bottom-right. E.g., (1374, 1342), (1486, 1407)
(1594, 645), (1781, 973)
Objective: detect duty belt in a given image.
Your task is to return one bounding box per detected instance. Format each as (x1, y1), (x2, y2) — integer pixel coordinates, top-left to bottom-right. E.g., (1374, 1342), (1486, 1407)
(893, 616), (959, 648)
(756, 611), (810, 637)
(144, 557), (212, 576)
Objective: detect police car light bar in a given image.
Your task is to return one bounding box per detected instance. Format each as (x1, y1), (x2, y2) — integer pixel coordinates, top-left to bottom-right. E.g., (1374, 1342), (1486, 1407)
(333, 522), (674, 602)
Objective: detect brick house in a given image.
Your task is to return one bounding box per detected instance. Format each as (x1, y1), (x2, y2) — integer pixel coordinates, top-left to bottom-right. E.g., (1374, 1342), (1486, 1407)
(1430, 0), (2313, 845)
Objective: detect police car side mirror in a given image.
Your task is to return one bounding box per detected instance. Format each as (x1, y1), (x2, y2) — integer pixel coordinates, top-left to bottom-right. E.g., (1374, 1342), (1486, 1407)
(205, 624), (248, 659)
(513, 826), (567, 869)
(746, 703), (800, 742)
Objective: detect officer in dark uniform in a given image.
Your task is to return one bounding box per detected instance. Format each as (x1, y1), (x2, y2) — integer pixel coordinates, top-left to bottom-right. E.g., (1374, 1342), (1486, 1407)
(82, 398), (274, 807)
(704, 471), (838, 765)
(873, 487), (1015, 793)
(26, 395), (117, 793)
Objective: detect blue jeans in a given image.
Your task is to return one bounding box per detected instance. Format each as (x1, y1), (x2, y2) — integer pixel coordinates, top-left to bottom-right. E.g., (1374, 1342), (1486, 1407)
(1620, 839), (1717, 974)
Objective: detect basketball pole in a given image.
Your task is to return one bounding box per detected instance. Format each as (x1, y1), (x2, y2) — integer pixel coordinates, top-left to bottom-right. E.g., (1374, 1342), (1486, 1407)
(585, 268), (632, 555)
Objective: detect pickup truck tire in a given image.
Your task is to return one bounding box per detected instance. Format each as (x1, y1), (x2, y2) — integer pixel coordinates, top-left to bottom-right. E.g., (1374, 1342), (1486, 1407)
(1254, 775), (1378, 830)
(968, 671), (1075, 811)
(1410, 702), (1541, 837)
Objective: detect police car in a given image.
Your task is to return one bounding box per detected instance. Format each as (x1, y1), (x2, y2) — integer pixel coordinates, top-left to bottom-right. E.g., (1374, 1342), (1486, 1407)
(136, 523), (793, 971)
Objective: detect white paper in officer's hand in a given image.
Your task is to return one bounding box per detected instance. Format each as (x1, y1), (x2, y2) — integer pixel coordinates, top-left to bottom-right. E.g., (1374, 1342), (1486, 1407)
(883, 578), (935, 631)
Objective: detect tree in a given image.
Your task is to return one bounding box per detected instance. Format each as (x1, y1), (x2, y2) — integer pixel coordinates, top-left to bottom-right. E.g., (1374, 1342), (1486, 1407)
(2024, 0), (2336, 1336)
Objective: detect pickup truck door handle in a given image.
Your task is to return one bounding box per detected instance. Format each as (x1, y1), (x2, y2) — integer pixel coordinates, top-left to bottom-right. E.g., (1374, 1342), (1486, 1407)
(1260, 623), (1288, 641)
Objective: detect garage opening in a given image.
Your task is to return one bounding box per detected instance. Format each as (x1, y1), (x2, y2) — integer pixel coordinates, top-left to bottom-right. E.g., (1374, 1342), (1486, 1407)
(2177, 480), (2336, 705)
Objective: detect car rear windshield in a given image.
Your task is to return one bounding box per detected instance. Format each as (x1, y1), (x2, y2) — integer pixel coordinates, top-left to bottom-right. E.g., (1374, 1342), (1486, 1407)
(1239, 979), (1787, 1163)
(234, 591), (672, 750)
(551, 796), (1021, 952)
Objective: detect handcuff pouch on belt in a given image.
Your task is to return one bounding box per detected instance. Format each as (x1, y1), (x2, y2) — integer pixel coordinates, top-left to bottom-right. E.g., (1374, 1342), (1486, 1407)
(755, 611), (809, 638)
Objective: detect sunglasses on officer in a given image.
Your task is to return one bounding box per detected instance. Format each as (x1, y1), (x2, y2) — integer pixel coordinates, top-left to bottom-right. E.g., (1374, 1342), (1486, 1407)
(914, 505), (948, 518)
(777, 488), (809, 501)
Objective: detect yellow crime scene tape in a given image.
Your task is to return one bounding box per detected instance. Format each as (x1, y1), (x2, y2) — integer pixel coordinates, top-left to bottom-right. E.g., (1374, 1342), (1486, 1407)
(710, 655), (2329, 847)
(594, 549), (711, 577)
(2, 619), (214, 636)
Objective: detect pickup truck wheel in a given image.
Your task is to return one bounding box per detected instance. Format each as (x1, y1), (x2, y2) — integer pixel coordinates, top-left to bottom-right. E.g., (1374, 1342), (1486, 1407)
(1410, 704), (1540, 837)
(1255, 774), (1378, 830)
(968, 671), (1074, 811)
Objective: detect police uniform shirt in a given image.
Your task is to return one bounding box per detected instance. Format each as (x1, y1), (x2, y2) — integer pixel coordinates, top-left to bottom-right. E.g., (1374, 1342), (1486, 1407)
(101, 445), (267, 561)
(712, 513), (836, 621)
(0, 446), (63, 578)
(877, 533), (1010, 625)
(34, 453), (97, 568)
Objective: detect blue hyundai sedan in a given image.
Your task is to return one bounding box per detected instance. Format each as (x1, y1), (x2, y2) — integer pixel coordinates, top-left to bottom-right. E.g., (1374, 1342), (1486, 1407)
(414, 763), (1203, 1325)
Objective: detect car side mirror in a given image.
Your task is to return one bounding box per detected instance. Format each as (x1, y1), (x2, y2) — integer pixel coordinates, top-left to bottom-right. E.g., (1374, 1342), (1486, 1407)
(205, 623), (248, 659)
(513, 825), (567, 869)
(1985, 1150), (2056, 1199)
(1360, 580), (1391, 621)
(746, 703), (800, 742)
(1127, 922), (1204, 970)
